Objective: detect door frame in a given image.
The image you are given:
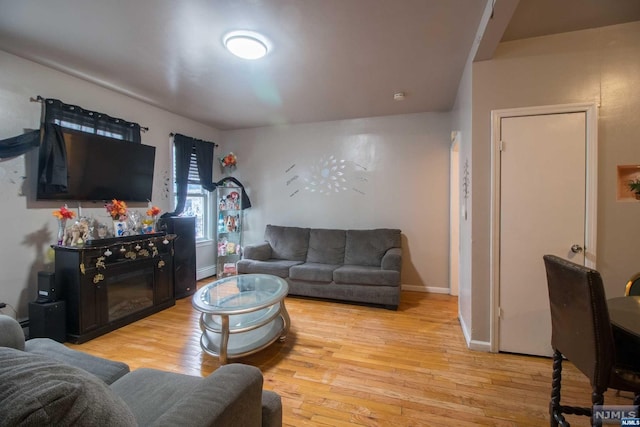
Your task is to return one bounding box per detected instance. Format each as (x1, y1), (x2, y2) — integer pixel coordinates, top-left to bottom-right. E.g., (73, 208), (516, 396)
(489, 102), (598, 353)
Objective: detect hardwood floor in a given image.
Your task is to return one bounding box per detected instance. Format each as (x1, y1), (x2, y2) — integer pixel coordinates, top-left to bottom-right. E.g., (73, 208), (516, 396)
(68, 286), (628, 426)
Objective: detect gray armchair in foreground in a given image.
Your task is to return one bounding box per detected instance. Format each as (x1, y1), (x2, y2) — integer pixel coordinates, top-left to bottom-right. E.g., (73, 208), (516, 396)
(0, 314), (282, 426)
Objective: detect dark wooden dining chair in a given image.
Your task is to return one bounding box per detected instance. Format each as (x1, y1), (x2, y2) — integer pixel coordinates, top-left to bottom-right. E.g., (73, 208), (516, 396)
(543, 255), (640, 427)
(625, 272), (640, 296)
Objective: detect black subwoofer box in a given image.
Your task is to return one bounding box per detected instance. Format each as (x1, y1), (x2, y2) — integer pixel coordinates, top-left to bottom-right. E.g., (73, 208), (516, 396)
(29, 300), (66, 343)
(157, 216), (196, 299)
(36, 271), (57, 302)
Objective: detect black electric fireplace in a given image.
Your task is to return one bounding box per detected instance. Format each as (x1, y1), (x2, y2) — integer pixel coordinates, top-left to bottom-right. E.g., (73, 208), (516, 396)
(53, 234), (175, 343)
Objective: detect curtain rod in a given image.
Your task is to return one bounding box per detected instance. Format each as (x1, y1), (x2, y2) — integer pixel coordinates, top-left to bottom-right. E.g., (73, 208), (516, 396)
(30, 95), (149, 132)
(170, 133), (218, 147)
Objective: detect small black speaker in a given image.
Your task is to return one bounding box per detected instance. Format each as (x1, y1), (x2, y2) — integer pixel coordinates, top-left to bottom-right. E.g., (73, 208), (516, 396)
(36, 271), (57, 303)
(29, 301), (66, 343)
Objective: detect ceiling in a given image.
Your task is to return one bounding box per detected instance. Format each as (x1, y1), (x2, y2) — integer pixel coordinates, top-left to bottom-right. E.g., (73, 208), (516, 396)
(0, 0), (639, 131)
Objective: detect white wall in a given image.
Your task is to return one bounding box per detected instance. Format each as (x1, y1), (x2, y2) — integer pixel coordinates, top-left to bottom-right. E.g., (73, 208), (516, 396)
(0, 50), (220, 319)
(219, 113), (452, 291)
(467, 21), (640, 344)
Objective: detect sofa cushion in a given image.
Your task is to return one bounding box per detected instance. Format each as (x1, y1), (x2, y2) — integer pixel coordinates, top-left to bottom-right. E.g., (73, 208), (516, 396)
(333, 265), (400, 286)
(344, 229), (401, 267)
(306, 228), (346, 265)
(0, 347), (137, 426)
(265, 224), (310, 261)
(237, 259), (303, 278)
(26, 337), (130, 384)
(290, 262), (340, 282)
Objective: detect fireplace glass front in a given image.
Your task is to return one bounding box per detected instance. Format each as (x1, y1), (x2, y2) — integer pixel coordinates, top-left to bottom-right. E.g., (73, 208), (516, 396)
(107, 266), (154, 322)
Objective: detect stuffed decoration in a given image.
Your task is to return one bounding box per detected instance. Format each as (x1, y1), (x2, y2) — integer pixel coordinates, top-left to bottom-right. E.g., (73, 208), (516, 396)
(225, 215), (236, 232)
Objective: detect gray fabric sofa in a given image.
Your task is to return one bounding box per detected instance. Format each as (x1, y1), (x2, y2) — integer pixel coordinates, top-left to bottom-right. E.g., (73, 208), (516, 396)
(0, 314), (282, 426)
(237, 225), (402, 309)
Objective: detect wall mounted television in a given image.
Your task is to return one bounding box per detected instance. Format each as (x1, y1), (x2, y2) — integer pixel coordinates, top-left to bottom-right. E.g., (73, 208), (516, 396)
(37, 129), (156, 202)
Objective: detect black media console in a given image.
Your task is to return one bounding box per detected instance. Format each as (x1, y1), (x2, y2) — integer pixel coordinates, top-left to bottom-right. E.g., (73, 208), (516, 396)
(53, 233), (175, 343)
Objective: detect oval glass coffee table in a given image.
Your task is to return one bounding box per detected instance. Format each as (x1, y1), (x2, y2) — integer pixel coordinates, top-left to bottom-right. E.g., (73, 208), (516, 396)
(192, 274), (290, 364)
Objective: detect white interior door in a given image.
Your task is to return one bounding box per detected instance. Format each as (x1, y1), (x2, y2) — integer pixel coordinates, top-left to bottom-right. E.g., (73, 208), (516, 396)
(498, 112), (587, 357)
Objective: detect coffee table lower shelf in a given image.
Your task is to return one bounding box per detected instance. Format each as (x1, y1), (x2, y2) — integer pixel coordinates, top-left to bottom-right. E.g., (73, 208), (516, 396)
(200, 316), (285, 361)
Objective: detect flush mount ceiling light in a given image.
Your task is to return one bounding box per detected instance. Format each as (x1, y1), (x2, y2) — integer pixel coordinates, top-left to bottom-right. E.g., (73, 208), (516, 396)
(223, 30), (269, 60)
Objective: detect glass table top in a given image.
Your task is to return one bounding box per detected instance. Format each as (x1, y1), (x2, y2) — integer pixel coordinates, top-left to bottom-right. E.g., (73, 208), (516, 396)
(193, 274), (288, 314)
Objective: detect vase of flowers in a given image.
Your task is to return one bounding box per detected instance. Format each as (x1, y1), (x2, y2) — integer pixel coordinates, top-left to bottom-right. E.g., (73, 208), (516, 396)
(106, 199), (128, 236)
(142, 205), (161, 234)
(52, 205), (76, 245)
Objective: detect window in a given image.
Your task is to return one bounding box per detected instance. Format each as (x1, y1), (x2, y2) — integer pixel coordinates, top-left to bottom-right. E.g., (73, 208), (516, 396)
(55, 119), (123, 139)
(173, 145), (212, 241)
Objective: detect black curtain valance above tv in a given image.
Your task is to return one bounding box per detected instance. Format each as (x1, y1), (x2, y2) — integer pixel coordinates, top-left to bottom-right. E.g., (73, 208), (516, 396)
(41, 97), (144, 143)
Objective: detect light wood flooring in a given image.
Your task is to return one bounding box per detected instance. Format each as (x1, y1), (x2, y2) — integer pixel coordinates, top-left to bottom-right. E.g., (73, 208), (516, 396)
(68, 285), (630, 426)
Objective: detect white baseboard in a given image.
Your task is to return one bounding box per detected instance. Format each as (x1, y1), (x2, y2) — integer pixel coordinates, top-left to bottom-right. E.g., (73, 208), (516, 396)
(401, 284), (450, 294)
(197, 266), (216, 281)
(458, 311), (491, 352)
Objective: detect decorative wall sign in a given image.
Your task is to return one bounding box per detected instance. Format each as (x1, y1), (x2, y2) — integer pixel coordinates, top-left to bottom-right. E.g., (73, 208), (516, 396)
(462, 158), (470, 220)
(284, 154), (368, 197)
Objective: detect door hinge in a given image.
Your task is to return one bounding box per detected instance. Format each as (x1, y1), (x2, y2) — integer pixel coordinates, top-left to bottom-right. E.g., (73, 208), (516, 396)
(499, 140), (505, 151)
(498, 307), (503, 318)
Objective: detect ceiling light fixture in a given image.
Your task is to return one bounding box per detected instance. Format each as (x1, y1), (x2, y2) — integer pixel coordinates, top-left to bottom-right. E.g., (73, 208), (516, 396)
(223, 30), (269, 60)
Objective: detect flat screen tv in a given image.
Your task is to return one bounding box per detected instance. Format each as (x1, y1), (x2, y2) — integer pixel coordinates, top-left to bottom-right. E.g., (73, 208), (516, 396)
(37, 129), (156, 202)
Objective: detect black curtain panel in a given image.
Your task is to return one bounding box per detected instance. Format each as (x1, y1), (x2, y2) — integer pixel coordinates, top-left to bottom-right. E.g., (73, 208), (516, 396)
(194, 139), (215, 191)
(43, 98), (142, 143)
(0, 129), (40, 159)
(38, 123), (68, 194)
(170, 134), (196, 216)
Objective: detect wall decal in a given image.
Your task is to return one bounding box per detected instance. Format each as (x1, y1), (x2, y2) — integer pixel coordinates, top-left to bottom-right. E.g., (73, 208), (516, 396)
(284, 154), (369, 197)
(161, 170), (171, 200)
(303, 155), (347, 194)
(0, 158), (26, 196)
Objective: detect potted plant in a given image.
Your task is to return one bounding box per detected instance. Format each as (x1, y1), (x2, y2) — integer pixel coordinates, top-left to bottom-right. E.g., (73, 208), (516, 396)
(628, 178), (640, 200)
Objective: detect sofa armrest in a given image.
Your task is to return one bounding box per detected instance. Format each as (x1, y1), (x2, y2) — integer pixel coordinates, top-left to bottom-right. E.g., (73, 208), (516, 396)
(152, 364), (277, 427)
(381, 248), (402, 271)
(0, 314), (26, 351)
(261, 390), (283, 427)
(26, 338), (129, 385)
(243, 242), (273, 261)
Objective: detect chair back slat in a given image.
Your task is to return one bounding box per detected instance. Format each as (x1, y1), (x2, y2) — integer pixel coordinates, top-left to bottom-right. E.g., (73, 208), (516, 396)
(626, 273), (640, 296)
(543, 255), (614, 389)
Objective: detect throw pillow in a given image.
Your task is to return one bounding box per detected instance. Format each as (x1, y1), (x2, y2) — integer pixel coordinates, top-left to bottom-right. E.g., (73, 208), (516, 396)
(0, 347), (137, 426)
